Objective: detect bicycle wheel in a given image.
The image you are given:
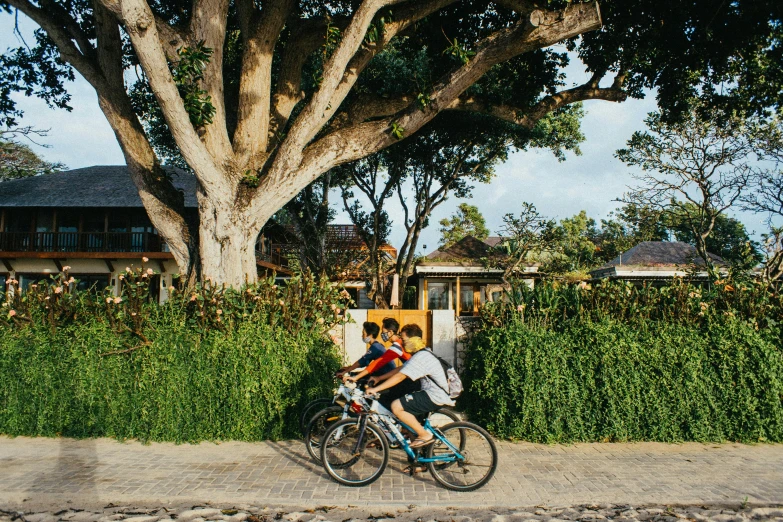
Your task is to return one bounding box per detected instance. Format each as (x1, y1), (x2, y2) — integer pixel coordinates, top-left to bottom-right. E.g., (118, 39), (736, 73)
(428, 407), (461, 427)
(321, 417), (389, 487)
(299, 397), (333, 436)
(425, 421), (497, 491)
(304, 405), (347, 463)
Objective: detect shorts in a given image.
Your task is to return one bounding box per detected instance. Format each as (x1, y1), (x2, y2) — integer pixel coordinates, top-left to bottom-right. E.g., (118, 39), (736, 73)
(378, 378), (421, 410)
(399, 391), (438, 417)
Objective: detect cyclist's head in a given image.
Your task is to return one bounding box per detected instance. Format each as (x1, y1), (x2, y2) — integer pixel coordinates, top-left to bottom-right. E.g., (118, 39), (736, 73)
(381, 317), (399, 334)
(362, 321), (380, 339)
(399, 323), (423, 340)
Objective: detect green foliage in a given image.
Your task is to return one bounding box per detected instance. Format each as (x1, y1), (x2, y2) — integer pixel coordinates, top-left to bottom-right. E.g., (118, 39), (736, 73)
(462, 279), (783, 442)
(0, 139), (64, 181)
(443, 37), (475, 65)
(461, 317), (783, 443)
(438, 203), (489, 248)
(0, 268), (345, 441)
(390, 121), (405, 139)
(173, 42), (217, 127)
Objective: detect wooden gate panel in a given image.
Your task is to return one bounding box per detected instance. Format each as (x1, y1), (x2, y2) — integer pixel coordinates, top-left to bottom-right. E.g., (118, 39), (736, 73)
(366, 310), (433, 348)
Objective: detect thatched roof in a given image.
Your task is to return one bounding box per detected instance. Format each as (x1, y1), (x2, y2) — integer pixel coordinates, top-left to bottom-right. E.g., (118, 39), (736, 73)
(0, 165), (198, 208)
(597, 241), (726, 269)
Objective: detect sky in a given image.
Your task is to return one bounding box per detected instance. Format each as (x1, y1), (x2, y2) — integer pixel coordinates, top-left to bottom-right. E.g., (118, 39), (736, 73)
(0, 11), (770, 256)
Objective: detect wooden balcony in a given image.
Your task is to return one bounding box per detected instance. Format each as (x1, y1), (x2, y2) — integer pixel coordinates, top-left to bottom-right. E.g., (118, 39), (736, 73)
(0, 231), (165, 256)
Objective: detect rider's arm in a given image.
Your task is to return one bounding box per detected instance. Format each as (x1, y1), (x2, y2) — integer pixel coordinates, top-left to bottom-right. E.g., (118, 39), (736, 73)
(371, 366), (402, 383)
(366, 372), (407, 395)
(336, 361), (360, 376)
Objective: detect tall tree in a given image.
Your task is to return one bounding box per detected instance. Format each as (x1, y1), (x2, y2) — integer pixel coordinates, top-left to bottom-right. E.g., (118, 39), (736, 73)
(0, 139), (64, 180)
(594, 203), (669, 264)
(492, 202), (561, 282)
(740, 117), (783, 280)
(1, 0), (780, 285)
(438, 203), (489, 249)
(617, 106), (757, 277)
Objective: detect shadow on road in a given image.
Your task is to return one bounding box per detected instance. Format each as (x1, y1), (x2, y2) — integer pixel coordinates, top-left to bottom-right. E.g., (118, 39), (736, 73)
(27, 438), (99, 501)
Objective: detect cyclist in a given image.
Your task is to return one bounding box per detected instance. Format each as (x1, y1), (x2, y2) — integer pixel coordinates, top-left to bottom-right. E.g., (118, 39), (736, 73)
(343, 317), (408, 385)
(365, 324), (455, 449)
(336, 321), (396, 380)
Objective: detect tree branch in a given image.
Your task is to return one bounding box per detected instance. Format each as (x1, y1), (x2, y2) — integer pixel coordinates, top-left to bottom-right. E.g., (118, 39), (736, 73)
(116, 0), (228, 201)
(233, 0), (296, 165)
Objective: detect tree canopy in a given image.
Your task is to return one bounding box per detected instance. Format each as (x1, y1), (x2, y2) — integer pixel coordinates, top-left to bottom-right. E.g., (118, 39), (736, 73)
(0, 0), (780, 285)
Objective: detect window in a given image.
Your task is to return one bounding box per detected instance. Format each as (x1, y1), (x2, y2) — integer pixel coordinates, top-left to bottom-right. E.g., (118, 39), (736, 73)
(71, 274), (111, 293)
(57, 209), (80, 251)
(427, 281), (449, 310)
(0, 274), (6, 292)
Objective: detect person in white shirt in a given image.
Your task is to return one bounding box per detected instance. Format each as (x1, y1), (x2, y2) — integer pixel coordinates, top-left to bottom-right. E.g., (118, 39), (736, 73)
(365, 324), (454, 448)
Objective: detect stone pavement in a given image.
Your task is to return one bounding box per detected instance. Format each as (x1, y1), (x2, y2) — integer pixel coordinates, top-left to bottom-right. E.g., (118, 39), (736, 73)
(0, 437), (782, 512)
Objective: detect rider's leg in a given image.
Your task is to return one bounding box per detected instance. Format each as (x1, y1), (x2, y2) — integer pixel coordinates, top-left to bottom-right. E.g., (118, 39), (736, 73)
(391, 398), (432, 443)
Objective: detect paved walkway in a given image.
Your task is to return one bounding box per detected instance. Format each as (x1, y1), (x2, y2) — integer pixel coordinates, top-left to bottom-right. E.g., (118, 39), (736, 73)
(1, 437), (782, 511)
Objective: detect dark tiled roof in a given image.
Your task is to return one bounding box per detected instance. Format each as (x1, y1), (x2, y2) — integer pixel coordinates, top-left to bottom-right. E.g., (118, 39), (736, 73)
(425, 236), (503, 260)
(427, 236), (492, 261)
(0, 165), (198, 208)
(598, 241), (726, 269)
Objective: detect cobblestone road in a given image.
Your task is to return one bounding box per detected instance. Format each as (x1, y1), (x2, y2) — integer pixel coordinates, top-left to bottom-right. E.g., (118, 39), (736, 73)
(0, 437), (781, 512)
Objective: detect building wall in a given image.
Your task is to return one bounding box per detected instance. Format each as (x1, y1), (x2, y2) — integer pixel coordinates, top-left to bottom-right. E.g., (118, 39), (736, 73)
(3, 257), (179, 303)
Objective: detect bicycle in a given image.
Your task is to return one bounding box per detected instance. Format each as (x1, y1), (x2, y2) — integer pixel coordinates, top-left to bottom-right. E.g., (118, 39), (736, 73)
(319, 386), (497, 491)
(303, 380), (461, 463)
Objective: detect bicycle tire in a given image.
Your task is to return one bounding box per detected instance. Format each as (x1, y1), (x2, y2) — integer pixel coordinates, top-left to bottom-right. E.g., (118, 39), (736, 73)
(321, 417), (389, 487)
(425, 421), (497, 492)
(299, 397), (333, 436)
(304, 405), (347, 463)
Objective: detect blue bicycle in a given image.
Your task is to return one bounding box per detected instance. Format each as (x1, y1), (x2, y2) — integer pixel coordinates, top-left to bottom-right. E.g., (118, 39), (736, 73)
(320, 387), (497, 491)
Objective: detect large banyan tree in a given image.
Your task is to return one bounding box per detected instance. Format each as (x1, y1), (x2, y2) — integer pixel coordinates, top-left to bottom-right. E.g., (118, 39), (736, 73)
(0, 0), (780, 285)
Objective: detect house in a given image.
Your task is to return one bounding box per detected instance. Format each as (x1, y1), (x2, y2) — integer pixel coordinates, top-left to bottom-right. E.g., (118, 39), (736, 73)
(414, 235), (539, 316)
(588, 241), (727, 283)
(0, 166), (395, 304)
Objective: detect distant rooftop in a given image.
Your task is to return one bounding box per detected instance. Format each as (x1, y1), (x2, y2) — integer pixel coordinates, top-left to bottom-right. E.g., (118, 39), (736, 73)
(0, 166), (198, 208)
(597, 241), (725, 270)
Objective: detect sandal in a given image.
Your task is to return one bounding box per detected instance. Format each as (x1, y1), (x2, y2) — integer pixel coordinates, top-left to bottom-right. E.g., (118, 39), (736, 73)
(403, 464), (427, 475)
(409, 436), (435, 448)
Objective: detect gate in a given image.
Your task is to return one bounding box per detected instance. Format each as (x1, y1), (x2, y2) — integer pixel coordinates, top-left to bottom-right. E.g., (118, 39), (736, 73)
(366, 310), (433, 348)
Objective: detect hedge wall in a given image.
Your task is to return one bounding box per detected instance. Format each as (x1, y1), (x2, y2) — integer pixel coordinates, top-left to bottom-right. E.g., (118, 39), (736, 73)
(460, 317), (783, 443)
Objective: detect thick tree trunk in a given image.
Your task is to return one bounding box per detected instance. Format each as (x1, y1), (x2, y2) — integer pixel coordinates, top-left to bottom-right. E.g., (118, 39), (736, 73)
(197, 193), (260, 287)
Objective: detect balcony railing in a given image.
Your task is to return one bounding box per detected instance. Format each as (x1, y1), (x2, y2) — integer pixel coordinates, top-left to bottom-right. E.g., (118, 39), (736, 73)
(0, 231), (163, 253)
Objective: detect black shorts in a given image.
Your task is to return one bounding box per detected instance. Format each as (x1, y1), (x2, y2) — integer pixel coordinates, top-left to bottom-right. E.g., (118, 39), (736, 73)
(378, 378), (421, 410)
(399, 391), (438, 417)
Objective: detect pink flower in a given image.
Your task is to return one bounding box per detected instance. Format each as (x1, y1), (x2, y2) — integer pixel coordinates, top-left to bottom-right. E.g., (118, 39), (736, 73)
(335, 308), (341, 314)
(146, 268), (154, 275)
(330, 303), (337, 310)
(131, 312), (137, 316)
(190, 294), (197, 302)
(106, 297), (112, 304)
(125, 267), (131, 272)
(168, 286), (175, 292)
(62, 265), (71, 271)
(141, 273), (148, 279)
(216, 309), (223, 315)
(517, 304), (526, 312)
(113, 297), (122, 304)
(9, 310), (17, 317)
(279, 300), (285, 306)
(54, 287), (63, 294)
(142, 257), (149, 263)
(67, 277), (75, 284)
(119, 275), (125, 281)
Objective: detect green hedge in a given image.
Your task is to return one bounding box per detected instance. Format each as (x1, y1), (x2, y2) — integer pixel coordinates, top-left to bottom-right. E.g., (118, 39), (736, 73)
(0, 316), (339, 441)
(0, 271), (343, 442)
(460, 318), (783, 443)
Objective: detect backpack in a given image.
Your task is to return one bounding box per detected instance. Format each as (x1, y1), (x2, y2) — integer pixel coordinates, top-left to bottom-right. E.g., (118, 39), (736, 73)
(425, 349), (463, 399)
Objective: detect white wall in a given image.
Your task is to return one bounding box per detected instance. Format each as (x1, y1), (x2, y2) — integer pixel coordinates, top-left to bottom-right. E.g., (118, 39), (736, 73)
(432, 309), (457, 367)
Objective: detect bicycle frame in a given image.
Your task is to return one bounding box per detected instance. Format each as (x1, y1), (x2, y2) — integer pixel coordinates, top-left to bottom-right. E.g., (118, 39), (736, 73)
(365, 400), (466, 463)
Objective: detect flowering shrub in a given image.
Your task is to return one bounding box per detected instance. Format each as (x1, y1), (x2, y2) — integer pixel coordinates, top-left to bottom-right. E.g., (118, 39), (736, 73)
(0, 267), (345, 441)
